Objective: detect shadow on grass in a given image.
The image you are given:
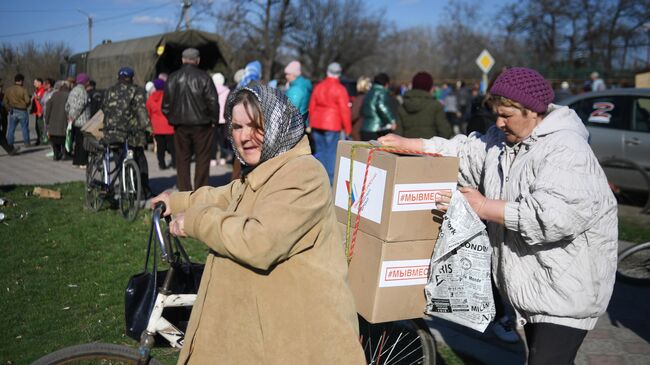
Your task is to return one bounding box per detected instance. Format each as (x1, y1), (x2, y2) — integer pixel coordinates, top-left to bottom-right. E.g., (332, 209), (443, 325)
(0, 184), (17, 193)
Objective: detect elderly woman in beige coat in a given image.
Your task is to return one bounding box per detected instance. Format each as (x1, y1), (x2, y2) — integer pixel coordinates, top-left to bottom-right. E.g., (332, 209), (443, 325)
(152, 83), (365, 365)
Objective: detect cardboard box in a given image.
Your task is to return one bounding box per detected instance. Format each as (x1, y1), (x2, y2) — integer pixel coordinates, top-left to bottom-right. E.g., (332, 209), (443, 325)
(636, 72), (650, 88)
(333, 140), (458, 242)
(342, 223), (435, 323)
(32, 187), (62, 200)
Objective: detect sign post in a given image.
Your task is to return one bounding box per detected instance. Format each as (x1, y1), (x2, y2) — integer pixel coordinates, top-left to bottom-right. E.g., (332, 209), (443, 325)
(475, 49), (495, 94)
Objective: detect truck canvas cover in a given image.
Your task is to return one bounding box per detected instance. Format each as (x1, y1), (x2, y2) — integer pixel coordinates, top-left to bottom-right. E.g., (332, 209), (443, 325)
(82, 30), (231, 89)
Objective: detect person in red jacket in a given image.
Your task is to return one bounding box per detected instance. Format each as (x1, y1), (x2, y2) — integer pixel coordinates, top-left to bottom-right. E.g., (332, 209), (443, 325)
(146, 78), (175, 170)
(308, 62), (351, 183)
(31, 77), (46, 145)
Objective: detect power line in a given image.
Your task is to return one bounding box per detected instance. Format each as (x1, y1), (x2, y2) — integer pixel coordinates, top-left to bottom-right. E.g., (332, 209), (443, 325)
(0, 22), (86, 38)
(0, 0), (177, 39)
(0, 10), (82, 13)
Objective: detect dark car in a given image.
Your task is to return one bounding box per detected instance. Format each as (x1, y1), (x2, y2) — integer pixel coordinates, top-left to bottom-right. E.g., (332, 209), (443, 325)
(558, 88), (650, 192)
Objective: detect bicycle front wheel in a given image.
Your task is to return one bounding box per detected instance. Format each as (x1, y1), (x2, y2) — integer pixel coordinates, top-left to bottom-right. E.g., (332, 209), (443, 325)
(85, 154), (104, 212)
(120, 159), (141, 221)
(359, 316), (436, 365)
(617, 242), (650, 285)
(30, 343), (164, 365)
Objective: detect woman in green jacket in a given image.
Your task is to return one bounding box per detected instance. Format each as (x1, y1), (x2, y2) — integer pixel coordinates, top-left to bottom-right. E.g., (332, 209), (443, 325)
(361, 73), (396, 141)
(396, 72), (452, 139)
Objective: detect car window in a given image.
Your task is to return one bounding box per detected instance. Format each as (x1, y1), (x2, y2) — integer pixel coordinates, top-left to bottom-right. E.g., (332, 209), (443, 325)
(570, 96), (631, 130)
(633, 97), (650, 133)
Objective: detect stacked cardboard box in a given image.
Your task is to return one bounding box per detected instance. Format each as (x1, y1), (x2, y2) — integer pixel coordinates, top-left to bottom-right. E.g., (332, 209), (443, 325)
(333, 140), (459, 323)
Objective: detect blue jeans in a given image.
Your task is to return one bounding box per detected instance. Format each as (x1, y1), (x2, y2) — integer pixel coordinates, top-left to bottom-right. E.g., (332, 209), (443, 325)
(312, 129), (340, 183)
(7, 109), (29, 146)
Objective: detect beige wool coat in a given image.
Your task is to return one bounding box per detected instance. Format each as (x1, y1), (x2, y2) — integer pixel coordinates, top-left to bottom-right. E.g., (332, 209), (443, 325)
(169, 137), (365, 365)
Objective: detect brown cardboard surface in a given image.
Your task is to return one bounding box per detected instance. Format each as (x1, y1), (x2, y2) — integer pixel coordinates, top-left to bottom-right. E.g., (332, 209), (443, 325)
(636, 72), (650, 88)
(343, 223), (436, 323)
(32, 187), (62, 200)
(333, 140), (457, 242)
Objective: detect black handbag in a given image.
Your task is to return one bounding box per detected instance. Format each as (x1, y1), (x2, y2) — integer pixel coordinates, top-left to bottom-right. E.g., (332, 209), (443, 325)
(124, 218), (204, 345)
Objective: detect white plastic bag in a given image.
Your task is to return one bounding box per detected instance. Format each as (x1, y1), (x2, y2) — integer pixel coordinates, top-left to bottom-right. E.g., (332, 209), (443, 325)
(425, 190), (495, 332)
(65, 122), (73, 153)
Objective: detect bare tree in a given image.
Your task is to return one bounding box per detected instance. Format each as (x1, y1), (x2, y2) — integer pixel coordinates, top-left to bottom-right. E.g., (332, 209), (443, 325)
(430, 0), (495, 81)
(601, 0), (650, 74)
(495, 0), (650, 80)
(213, 0), (294, 82)
(362, 26), (444, 83)
(288, 0), (385, 79)
(202, 0), (647, 85)
(0, 41), (71, 92)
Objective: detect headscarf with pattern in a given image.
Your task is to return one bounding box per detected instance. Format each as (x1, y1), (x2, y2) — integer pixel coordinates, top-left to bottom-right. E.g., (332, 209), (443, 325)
(224, 82), (305, 168)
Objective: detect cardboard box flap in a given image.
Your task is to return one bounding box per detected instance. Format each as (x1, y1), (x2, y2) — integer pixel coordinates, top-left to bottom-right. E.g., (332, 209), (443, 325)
(334, 140), (458, 242)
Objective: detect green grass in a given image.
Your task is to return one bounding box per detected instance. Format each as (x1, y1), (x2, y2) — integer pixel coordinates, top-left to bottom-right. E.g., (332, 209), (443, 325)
(619, 215), (650, 244)
(0, 182), (207, 365)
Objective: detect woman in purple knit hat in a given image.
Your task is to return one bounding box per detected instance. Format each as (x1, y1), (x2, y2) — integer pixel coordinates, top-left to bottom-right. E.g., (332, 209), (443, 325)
(379, 67), (618, 365)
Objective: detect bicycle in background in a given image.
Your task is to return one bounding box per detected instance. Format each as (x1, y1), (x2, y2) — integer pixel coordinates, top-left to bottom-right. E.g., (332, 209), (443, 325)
(617, 241), (650, 285)
(85, 127), (142, 221)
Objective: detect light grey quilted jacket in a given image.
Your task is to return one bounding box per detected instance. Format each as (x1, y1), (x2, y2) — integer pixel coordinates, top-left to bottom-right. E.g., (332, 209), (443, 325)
(65, 84), (90, 127)
(423, 104), (618, 330)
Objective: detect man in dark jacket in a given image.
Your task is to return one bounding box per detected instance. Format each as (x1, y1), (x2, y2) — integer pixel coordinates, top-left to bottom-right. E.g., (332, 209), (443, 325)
(44, 81), (71, 160)
(102, 67), (153, 198)
(396, 72), (452, 139)
(162, 48), (220, 191)
(87, 80), (104, 117)
(465, 87), (496, 135)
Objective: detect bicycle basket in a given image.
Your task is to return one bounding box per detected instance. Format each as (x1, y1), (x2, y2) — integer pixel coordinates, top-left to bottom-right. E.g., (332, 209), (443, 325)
(124, 215), (204, 345)
(83, 133), (103, 153)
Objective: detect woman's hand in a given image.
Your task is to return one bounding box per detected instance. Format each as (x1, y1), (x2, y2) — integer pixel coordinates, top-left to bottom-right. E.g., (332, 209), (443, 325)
(150, 191), (172, 216)
(377, 133), (423, 150)
(459, 187), (487, 214)
(434, 191), (452, 213)
(169, 213), (188, 237)
(434, 187), (487, 216)
(459, 186), (505, 224)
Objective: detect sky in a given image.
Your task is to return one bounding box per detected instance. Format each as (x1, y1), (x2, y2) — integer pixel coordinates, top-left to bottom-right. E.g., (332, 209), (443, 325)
(0, 0), (504, 54)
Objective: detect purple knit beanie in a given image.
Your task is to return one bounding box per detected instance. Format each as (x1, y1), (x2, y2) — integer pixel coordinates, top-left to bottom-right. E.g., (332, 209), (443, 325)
(153, 78), (165, 90)
(489, 67), (554, 113)
(75, 73), (89, 85)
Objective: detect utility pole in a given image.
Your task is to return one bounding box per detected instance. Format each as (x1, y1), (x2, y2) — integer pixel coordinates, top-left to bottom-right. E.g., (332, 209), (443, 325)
(176, 0), (192, 31)
(78, 9), (93, 51)
(644, 23), (650, 69)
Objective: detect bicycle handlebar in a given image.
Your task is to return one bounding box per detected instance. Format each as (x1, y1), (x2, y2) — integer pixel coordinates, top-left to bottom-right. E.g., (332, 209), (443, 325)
(152, 202), (173, 263)
(99, 126), (139, 136)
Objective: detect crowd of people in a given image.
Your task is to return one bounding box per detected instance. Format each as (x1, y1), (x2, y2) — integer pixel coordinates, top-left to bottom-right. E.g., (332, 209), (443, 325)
(0, 57), (609, 196)
(0, 49), (619, 364)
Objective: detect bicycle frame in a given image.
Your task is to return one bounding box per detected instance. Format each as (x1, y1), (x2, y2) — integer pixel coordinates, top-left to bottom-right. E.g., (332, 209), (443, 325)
(136, 204), (195, 361)
(99, 140), (133, 195)
(143, 292), (196, 349)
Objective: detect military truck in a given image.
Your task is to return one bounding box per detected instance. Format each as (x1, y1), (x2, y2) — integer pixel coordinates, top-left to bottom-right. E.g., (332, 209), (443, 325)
(63, 29), (232, 89)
